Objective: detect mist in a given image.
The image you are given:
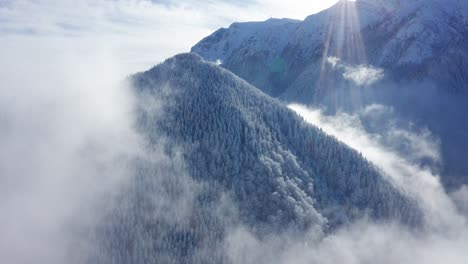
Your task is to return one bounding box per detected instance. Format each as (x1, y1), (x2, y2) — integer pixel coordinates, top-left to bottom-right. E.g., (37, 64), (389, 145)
(0, 35), (145, 263)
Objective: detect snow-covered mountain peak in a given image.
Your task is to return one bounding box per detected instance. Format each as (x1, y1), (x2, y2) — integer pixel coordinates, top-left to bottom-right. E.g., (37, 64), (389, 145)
(134, 52), (422, 229)
(89, 52), (425, 263)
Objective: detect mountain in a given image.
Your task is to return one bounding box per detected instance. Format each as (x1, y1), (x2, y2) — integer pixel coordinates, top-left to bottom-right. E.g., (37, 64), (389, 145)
(88, 53), (421, 264)
(191, 0), (468, 189)
(193, 0), (468, 96)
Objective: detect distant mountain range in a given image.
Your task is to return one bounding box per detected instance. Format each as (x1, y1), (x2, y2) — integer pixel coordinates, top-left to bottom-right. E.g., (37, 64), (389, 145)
(192, 0), (468, 189)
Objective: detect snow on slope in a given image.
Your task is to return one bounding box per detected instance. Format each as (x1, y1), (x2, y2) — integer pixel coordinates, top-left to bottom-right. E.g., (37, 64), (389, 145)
(193, 18), (300, 62)
(88, 53), (422, 264)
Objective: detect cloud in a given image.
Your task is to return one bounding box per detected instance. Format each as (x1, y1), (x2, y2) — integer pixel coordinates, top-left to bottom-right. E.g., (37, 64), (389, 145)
(224, 220), (468, 264)
(451, 185), (468, 216)
(327, 56), (384, 86)
(343, 65), (384, 86)
(359, 104), (442, 165)
(0, 35), (144, 263)
(288, 104), (465, 229)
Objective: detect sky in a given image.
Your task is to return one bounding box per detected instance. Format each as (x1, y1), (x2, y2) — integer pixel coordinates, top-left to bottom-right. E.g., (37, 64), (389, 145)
(0, 0), (339, 73)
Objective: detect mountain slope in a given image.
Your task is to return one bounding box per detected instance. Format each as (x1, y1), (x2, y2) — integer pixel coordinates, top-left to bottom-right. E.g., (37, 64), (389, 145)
(191, 0), (468, 189)
(88, 53), (421, 263)
(135, 53), (420, 228)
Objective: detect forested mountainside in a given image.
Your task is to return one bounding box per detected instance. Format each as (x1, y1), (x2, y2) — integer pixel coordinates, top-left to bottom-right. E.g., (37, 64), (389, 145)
(87, 53), (421, 264)
(192, 0), (468, 189)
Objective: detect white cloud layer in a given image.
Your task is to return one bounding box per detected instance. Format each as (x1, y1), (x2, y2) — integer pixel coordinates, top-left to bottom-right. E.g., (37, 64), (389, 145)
(0, 36), (143, 263)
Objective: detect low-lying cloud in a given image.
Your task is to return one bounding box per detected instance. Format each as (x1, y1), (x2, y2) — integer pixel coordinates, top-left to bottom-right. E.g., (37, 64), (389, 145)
(224, 220), (468, 264)
(0, 35), (144, 263)
(289, 104), (463, 228)
(327, 56), (384, 86)
(451, 185), (468, 216)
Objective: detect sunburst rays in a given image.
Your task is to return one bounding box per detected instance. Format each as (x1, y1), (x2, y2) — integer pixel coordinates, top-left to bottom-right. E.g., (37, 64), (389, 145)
(318, 0), (368, 112)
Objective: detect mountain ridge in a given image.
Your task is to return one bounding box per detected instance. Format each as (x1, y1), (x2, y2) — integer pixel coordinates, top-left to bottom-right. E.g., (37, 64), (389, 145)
(88, 52), (423, 264)
(134, 52), (422, 229)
